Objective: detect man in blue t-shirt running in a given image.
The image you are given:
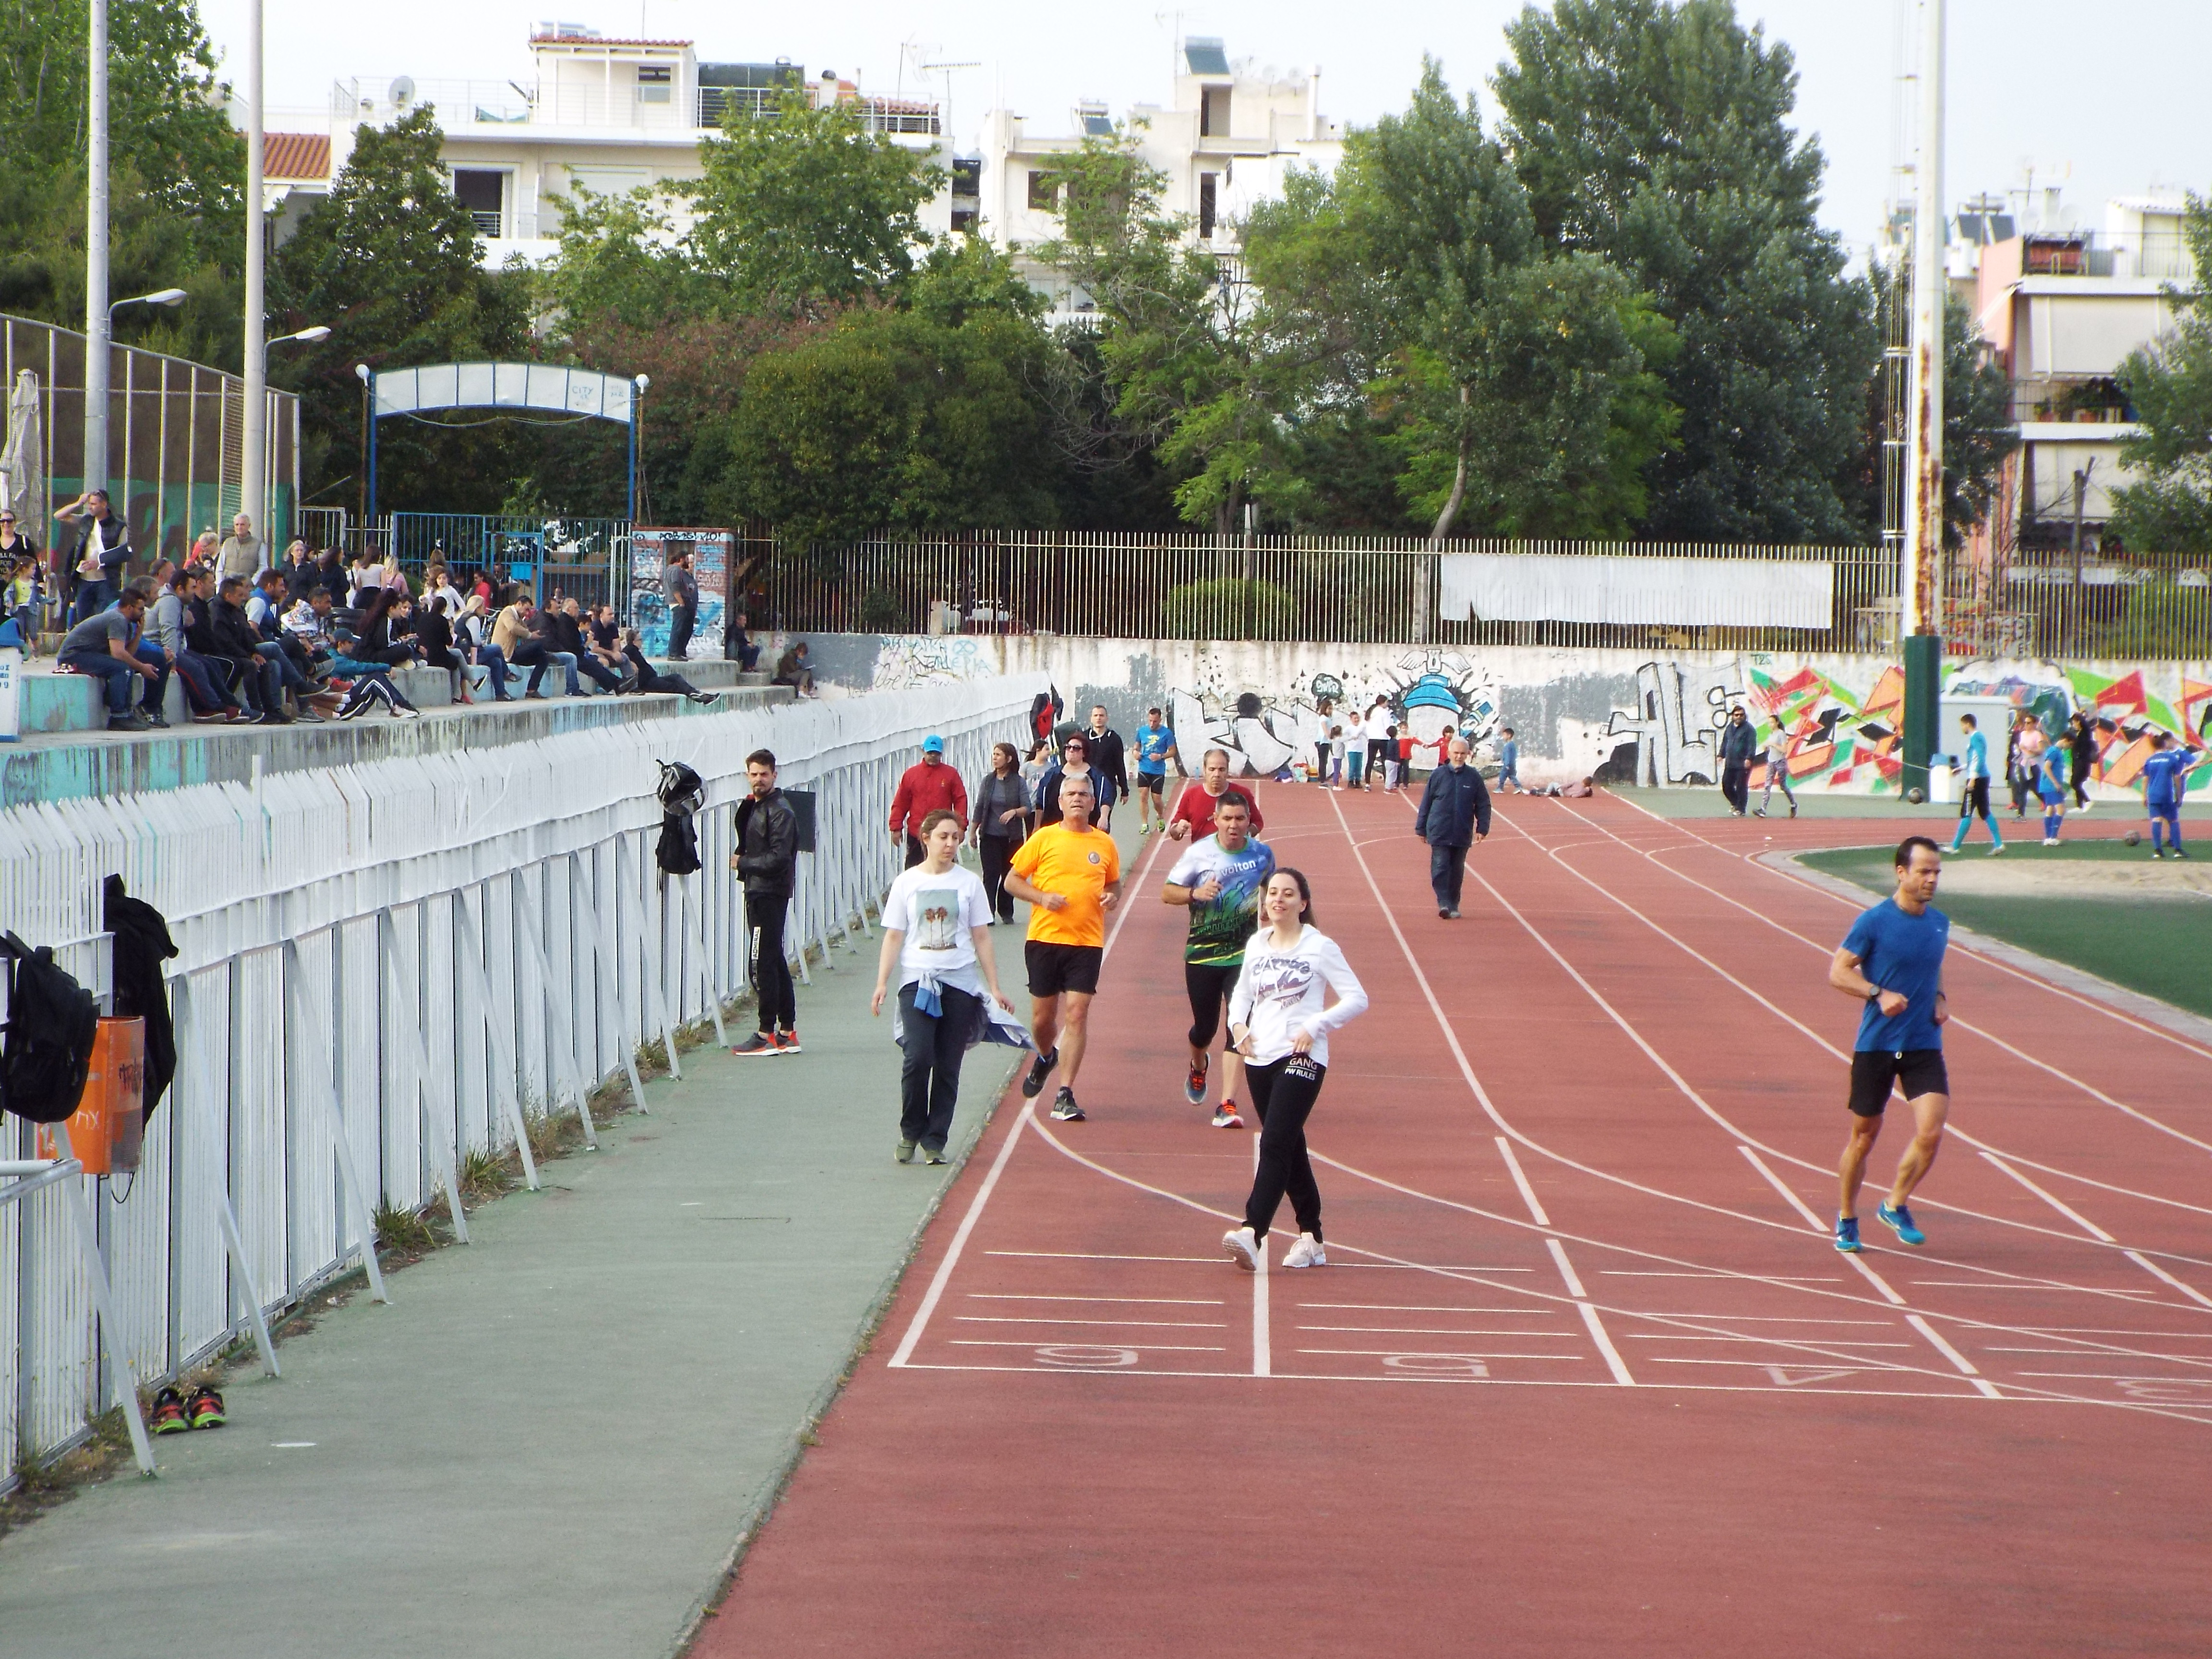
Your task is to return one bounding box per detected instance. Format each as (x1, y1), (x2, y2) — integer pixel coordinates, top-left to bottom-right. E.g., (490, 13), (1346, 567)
(1162, 794), (1273, 1128)
(1827, 835), (1953, 1253)
(1133, 706), (1180, 836)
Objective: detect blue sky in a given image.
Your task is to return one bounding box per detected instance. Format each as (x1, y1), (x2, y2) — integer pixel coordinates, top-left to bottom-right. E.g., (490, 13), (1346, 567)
(201, 0), (2208, 251)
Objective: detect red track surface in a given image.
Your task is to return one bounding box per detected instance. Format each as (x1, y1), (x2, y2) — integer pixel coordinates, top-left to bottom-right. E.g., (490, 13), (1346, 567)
(692, 786), (2212, 1657)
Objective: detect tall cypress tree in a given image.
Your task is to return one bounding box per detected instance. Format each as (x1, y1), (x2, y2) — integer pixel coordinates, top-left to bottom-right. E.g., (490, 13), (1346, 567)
(1494, 0), (1878, 543)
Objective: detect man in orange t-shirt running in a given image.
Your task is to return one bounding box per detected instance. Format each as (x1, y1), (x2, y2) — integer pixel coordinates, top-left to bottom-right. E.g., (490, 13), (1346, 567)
(1006, 774), (1122, 1122)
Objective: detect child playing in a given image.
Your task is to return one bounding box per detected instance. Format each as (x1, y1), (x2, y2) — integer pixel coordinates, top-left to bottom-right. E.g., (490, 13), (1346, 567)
(1328, 723), (1346, 788)
(2139, 732), (2200, 860)
(1382, 724), (1402, 791)
(4, 559), (39, 652)
(1495, 726), (1521, 793)
(2037, 743), (2070, 846)
(1397, 724), (1416, 790)
(1755, 723), (1798, 818)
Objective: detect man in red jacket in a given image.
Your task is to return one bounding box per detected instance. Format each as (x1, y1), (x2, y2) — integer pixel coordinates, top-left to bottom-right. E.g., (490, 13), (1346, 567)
(1166, 747), (1264, 842)
(890, 735), (971, 867)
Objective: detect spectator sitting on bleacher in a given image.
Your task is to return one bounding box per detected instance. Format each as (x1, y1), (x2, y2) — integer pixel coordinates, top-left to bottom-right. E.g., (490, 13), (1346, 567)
(240, 572), (321, 721)
(58, 581), (166, 732)
(619, 627), (717, 705)
(151, 566), (239, 722)
(772, 639), (815, 698)
(416, 594), (473, 705)
(282, 585), (340, 671)
(543, 596), (621, 694)
(210, 575), (290, 724)
(491, 591), (578, 700)
(586, 604), (630, 685)
(457, 594), (513, 701)
(726, 609), (761, 672)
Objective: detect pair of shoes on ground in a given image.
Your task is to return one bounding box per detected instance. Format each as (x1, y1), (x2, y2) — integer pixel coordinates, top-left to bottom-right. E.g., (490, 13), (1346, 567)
(895, 1141), (948, 1165)
(731, 1029), (802, 1056)
(1437, 905), (1460, 919)
(1834, 1202), (1925, 1253)
(1223, 1227), (1325, 1270)
(149, 1383), (226, 1434)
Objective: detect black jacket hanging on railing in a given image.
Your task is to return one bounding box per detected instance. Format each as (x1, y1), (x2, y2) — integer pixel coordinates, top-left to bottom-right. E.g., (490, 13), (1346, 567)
(0, 932), (99, 1125)
(656, 760), (706, 877)
(103, 875), (178, 1125)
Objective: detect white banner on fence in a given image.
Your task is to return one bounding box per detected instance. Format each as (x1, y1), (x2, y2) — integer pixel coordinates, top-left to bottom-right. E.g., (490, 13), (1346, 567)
(1439, 552), (1834, 629)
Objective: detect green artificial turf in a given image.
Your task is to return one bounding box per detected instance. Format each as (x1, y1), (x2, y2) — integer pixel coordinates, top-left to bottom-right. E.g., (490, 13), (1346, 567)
(1798, 843), (2212, 1022)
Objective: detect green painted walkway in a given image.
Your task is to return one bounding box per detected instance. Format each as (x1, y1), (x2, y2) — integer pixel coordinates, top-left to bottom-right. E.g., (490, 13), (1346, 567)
(0, 904), (1034, 1659)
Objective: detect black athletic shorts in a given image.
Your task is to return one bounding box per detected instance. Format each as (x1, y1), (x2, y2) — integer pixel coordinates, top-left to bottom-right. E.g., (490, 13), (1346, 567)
(1026, 940), (1103, 998)
(1138, 771), (1166, 797)
(1184, 961), (1243, 1048)
(1848, 1048), (1949, 1117)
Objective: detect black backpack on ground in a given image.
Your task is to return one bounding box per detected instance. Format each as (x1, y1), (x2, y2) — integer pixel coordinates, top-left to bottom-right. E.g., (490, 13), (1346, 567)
(0, 932), (100, 1125)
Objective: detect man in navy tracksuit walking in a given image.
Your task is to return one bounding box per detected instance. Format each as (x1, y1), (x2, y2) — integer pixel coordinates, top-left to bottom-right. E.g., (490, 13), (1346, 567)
(1414, 734), (1492, 919)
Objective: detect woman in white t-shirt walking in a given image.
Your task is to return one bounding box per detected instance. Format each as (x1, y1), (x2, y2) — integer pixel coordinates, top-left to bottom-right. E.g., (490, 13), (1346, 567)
(872, 809), (1015, 1164)
(1222, 868), (1369, 1271)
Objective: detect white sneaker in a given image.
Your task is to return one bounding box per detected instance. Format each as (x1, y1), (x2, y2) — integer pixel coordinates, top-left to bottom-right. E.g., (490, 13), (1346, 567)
(1281, 1233), (1326, 1269)
(2043, 837), (2059, 847)
(1222, 1227), (1261, 1272)
(1989, 843), (2004, 855)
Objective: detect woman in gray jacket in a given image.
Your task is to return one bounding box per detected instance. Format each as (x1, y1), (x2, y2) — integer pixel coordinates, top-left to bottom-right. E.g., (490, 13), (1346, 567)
(971, 742), (1031, 924)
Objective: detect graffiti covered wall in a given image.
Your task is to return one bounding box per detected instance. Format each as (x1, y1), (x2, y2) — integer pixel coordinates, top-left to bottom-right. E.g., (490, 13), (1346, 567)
(791, 634), (2212, 801)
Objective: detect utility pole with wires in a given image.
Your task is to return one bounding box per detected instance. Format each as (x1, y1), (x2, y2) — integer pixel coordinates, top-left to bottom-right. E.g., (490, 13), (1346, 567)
(84, 0), (111, 492)
(240, 0), (268, 537)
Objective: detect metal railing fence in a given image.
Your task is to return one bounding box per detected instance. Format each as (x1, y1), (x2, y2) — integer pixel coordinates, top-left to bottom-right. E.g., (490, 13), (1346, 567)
(342, 513), (631, 604)
(752, 531), (1893, 652)
(0, 676), (1045, 1489)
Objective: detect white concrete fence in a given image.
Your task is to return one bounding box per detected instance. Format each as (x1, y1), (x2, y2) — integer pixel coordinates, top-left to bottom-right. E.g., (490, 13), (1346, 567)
(0, 676), (1046, 1487)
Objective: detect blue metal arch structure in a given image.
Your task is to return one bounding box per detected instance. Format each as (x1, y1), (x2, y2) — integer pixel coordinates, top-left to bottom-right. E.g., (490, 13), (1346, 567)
(367, 361), (640, 523)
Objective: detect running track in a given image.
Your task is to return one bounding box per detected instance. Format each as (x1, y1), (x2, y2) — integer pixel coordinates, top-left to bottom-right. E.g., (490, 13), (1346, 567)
(692, 785), (2212, 1657)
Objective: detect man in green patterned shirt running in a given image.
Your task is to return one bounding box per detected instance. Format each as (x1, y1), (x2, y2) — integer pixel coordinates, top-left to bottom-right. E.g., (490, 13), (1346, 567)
(1162, 794), (1274, 1128)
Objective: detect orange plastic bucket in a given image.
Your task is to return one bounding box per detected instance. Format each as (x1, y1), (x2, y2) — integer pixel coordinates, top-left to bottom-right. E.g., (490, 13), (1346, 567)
(36, 1017), (145, 1177)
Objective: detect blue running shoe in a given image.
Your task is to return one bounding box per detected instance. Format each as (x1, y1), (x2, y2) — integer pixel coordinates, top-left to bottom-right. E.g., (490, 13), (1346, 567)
(1876, 1202), (1926, 1246)
(1834, 1215), (1861, 1253)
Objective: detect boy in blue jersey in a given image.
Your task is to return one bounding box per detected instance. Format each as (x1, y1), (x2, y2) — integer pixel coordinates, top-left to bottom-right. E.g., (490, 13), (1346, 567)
(1946, 712), (2004, 854)
(2139, 731), (2200, 859)
(2037, 744), (2070, 846)
(1827, 836), (1952, 1253)
(1133, 707), (1179, 835)
(1162, 794), (1274, 1128)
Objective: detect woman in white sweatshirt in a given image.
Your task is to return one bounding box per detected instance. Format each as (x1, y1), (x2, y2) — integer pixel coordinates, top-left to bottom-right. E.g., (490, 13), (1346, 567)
(1221, 868), (1368, 1271)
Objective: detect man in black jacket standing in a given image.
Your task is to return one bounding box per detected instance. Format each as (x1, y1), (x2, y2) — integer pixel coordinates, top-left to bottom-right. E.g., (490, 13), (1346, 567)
(1414, 734), (1491, 919)
(1717, 705), (1756, 816)
(1084, 704), (1128, 832)
(730, 748), (802, 1055)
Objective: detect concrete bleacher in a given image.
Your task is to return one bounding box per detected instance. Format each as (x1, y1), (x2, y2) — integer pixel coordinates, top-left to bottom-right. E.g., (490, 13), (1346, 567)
(5, 656), (785, 804)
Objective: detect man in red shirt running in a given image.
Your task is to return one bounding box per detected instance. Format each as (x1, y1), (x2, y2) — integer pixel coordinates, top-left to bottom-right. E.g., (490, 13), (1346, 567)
(1166, 746), (1265, 842)
(890, 735), (970, 867)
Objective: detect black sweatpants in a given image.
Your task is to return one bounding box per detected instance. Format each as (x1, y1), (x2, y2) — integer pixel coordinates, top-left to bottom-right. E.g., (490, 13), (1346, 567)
(979, 834), (1017, 921)
(1721, 761), (1751, 813)
(898, 981), (977, 1151)
(1243, 1053), (1326, 1241)
(667, 605), (694, 663)
(747, 891), (796, 1033)
(1428, 841), (1468, 912)
(2070, 749), (2092, 807)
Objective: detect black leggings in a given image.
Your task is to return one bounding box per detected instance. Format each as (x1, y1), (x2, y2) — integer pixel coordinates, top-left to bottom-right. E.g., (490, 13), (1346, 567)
(979, 834), (1017, 921)
(1243, 1054), (1326, 1241)
(898, 981), (976, 1151)
(2070, 750), (2092, 807)
(747, 892), (796, 1033)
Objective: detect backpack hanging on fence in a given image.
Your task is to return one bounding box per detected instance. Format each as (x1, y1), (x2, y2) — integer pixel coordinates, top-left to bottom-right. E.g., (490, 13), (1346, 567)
(103, 874), (179, 1126)
(0, 932), (101, 1125)
(655, 759), (706, 877)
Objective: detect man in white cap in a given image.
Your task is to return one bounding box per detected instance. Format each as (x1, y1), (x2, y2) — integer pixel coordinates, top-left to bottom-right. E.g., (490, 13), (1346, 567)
(890, 734), (971, 868)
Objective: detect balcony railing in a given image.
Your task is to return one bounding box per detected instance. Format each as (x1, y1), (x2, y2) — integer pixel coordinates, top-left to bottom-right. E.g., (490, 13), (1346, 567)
(337, 75), (938, 137)
(2021, 228), (2196, 281)
(2011, 381), (2137, 426)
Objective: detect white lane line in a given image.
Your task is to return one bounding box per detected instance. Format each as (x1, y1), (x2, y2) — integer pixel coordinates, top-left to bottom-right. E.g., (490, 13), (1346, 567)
(985, 1250), (1225, 1264)
(1495, 1136), (1551, 1225)
(1292, 1336), (1592, 1345)
(1843, 1250), (1910, 1306)
(1252, 1133), (1271, 1378)
(1907, 1312), (2004, 1396)
(1300, 1303), (1561, 1314)
(1545, 1238), (1588, 1297)
(1600, 1271), (1840, 1281)
(1298, 1349), (1588, 1361)
(2124, 1251), (2212, 1309)
(890, 1105), (1031, 1368)
(950, 1339), (1227, 1352)
(1739, 1144), (1828, 1233)
(953, 1316), (1227, 1328)
(1625, 1335), (1911, 1347)
(1910, 1281), (2157, 1295)
(967, 1293), (1226, 1305)
(1978, 1150), (2115, 1241)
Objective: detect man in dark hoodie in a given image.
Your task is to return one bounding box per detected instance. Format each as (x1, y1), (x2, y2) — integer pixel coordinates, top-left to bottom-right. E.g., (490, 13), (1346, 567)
(1717, 705), (1757, 816)
(213, 575), (292, 723)
(730, 748), (802, 1055)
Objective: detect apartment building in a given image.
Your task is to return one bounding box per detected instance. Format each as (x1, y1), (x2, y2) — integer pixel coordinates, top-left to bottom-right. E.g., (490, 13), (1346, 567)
(294, 26), (951, 265)
(975, 37), (1344, 317)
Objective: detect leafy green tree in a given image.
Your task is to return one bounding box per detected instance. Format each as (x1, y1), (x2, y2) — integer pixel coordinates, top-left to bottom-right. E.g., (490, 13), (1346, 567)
(686, 90), (945, 314)
(0, 0), (246, 368)
(1493, 0), (1878, 542)
(541, 182), (711, 331)
(716, 308), (1065, 544)
(2113, 197), (2212, 554)
(270, 108), (534, 513)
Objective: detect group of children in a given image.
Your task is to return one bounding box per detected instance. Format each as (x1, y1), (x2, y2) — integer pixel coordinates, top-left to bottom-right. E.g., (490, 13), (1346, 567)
(1304, 695), (1525, 794)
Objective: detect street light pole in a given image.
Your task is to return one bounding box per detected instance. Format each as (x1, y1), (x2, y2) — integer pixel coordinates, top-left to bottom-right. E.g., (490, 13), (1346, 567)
(1900, 0), (1946, 801)
(84, 0), (111, 492)
(240, 0), (267, 538)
